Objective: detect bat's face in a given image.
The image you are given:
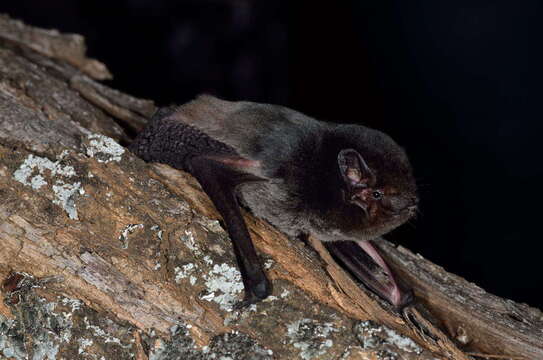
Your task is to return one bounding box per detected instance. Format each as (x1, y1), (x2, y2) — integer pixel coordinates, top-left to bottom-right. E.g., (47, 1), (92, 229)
(336, 147), (418, 240)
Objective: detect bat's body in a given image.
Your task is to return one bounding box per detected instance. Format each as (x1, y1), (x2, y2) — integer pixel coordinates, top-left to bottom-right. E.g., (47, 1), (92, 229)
(130, 95), (418, 308)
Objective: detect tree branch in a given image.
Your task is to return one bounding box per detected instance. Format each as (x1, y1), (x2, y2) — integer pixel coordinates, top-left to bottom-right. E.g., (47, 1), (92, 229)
(0, 14), (541, 360)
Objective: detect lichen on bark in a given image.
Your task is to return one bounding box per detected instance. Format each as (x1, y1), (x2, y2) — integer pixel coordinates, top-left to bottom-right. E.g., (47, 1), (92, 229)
(1, 13), (542, 360)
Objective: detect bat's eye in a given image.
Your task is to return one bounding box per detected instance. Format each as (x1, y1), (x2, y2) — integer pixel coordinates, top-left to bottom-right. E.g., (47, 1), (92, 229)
(372, 190), (383, 200)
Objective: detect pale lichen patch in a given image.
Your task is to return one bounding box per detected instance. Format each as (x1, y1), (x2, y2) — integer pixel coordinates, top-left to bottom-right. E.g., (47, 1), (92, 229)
(118, 223), (144, 249)
(60, 297), (83, 312)
(31, 336), (60, 360)
(286, 319), (338, 360)
(30, 174), (47, 189)
(264, 259), (275, 270)
(0, 317), (26, 360)
(200, 263), (244, 312)
(13, 154), (82, 219)
(148, 324), (199, 360)
(13, 154), (76, 187)
(52, 181), (82, 220)
(151, 225), (163, 241)
(382, 327), (422, 354)
(0, 294), (81, 360)
(198, 218), (224, 234)
(83, 317), (130, 348)
(174, 263), (196, 284)
(207, 331), (273, 360)
(355, 320), (422, 356)
(85, 133), (125, 163)
(147, 326), (270, 360)
(78, 338), (93, 354)
(203, 255), (213, 265)
(182, 230), (202, 256)
(1, 285), (142, 360)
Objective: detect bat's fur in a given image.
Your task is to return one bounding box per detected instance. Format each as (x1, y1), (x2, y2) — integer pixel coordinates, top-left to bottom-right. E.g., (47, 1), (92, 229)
(130, 95), (418, 307)
(164, 95), (416, 241)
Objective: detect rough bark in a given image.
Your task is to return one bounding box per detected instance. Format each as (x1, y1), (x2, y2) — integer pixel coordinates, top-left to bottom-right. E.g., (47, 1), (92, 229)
(0, 14), (541, 360)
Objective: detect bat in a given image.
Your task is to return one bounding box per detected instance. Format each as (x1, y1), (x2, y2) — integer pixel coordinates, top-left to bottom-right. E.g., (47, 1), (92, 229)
(129, 95), (418, 308)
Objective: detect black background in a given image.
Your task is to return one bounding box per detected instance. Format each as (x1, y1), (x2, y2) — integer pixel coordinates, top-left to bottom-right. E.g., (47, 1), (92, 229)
(2, 1), (542, 308)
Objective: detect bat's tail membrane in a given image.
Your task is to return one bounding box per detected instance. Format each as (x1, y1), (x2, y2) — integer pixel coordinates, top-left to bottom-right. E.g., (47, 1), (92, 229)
(324, 240), (413, 308)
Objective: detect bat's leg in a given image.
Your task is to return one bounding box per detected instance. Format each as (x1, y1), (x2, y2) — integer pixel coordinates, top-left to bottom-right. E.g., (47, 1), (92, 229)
(325, 240), (412, 308)
(188, 156), (271, 307)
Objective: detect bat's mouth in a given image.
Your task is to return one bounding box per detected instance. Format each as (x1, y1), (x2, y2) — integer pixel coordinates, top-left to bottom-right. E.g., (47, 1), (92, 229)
(357, 205), (416, 242)
(393, 205), (417, 220)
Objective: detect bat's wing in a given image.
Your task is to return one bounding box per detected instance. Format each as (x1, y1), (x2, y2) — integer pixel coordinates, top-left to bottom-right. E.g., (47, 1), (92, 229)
(170, 95), (326, 165)
(187, 155), (272, 307)
(324, 240), (413, 309)
(130, 106), (272, 307)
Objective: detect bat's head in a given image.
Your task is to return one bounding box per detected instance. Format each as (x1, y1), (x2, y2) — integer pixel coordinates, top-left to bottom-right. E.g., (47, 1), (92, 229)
(316, 126), (418, 241)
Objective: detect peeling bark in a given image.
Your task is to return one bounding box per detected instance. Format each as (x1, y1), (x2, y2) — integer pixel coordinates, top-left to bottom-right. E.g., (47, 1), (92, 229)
(0, 14), (541, 360)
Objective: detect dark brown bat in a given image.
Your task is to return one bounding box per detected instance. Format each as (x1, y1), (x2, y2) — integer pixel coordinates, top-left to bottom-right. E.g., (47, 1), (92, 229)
(129, 95), (418, 308)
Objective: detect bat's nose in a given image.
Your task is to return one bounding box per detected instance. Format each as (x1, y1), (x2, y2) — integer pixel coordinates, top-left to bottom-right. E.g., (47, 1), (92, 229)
(407, 196), (419, 210)
(406, 204), (418, 218)
(393, 196), (418, 212)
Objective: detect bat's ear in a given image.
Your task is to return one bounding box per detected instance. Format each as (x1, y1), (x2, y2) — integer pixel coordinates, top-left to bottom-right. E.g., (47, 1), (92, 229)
(337, 149), (376, 188)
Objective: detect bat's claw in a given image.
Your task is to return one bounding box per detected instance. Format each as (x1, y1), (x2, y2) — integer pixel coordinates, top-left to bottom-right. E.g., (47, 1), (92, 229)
(233, 298), (258, 310)
(234, 278), (272, 309)
(233, 293), (268, 310)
